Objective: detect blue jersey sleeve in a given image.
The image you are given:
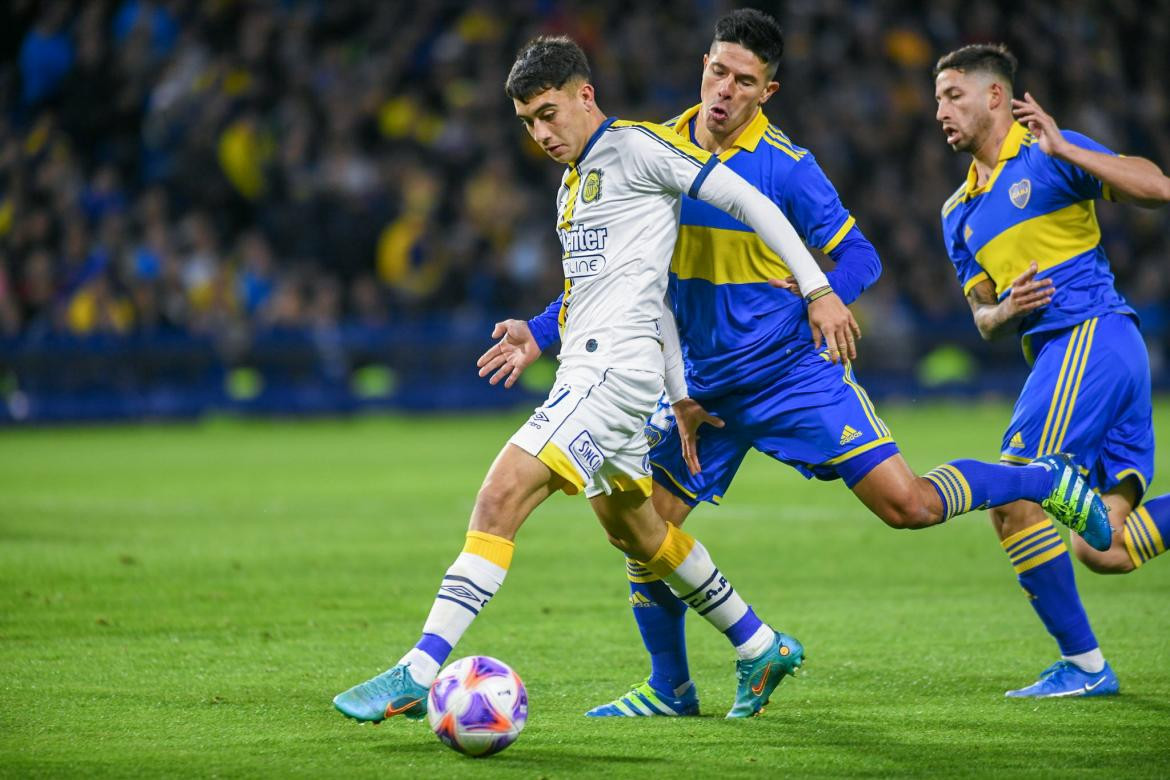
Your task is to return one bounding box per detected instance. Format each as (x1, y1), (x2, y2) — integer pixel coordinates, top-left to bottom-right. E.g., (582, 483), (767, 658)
(776, 154), (855, 252)
(941, 212), (986, 295)
(1043, 130), (1118, 202)
(527, 292), (563, 351)
(825, 225), (882, 305)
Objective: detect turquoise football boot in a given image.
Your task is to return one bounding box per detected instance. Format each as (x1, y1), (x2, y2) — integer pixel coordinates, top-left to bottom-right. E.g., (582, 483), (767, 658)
(585, 679), (699, 717)
(1006, 660), (1120, 698)
(333, 663), (428, 723)
(726, 632), (804, 718)
(1034, 453), (1113, 551)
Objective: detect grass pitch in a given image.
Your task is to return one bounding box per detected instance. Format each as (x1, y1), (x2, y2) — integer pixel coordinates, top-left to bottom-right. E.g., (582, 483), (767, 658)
(2, 400), (1168, 778)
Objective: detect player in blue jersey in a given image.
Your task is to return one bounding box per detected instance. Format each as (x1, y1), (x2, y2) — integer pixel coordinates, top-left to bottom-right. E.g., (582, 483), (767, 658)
(934, 43), (1170, 698)
(475, 11), (1110, 715)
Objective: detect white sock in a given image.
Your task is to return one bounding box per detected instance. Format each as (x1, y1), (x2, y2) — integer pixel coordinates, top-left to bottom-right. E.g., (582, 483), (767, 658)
(398, 649), (440, 685)
(396, 551), (508, 687)
(736, 624), (775, 660)
(1063, 648), (1105, 674)
(646, 528), (773, 659)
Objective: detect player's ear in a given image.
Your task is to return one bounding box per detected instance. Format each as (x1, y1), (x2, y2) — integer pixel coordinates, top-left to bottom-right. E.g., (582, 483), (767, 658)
(702, 52), (709, 71)
(760, 80), (779, 105)
(987, 80), (1006, 111)
(579, 82), (595, 112)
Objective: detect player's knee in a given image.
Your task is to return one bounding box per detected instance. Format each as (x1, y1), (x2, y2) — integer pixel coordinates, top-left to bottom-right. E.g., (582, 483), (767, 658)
(876, 493), (935, 530)
(472, 478), (521, 535)
(603, 529), (654, 561)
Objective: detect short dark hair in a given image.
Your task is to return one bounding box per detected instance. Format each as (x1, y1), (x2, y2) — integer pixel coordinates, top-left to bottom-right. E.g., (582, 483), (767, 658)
(712, 9), (784, 78)
(933, 43), (1018, 89)
(505, 36), (591, 102)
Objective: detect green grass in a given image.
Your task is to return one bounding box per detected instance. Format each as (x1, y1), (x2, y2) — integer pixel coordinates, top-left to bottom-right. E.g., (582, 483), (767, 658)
(2, 400), (1168, 778)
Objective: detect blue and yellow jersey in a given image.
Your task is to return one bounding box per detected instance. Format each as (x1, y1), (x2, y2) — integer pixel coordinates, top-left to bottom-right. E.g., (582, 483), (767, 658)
(941, 122), (1134, 343)
(666, 104), (857, 397)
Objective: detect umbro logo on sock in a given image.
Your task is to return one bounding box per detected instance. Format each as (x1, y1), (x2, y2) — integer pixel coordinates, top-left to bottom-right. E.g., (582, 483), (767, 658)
(840, 425), (862, 445)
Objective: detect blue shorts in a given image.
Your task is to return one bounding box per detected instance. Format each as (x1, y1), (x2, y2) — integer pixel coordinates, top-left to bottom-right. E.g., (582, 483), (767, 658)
(649, 351), (900, 507)
(1002, 312), (1154, 501)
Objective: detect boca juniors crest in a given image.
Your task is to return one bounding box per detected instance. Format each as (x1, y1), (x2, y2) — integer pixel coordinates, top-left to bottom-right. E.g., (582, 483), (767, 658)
(582, 169), (603, 203)
(1009, 178), (1031, 209)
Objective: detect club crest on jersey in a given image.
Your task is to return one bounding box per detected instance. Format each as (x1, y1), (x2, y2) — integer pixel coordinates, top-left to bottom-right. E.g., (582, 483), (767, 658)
(582, 169), (603, 203)
(1009, 178), (1031, 209)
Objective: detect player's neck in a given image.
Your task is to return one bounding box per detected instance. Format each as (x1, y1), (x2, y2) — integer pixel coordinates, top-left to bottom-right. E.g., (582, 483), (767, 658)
(971, 119), (1013, 183)
(574, 111), (608, 161)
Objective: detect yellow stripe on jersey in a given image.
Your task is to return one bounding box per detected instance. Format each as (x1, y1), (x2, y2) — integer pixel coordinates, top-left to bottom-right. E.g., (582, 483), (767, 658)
(610, 119), (714, 166)
(672, 224), (791, 284)
(973, 200), (1102, 295)
(557, 166), (583, 332)
(821, 215), (856, 253)
(762, 131), (805, 161)
(962, 271), (991, 296)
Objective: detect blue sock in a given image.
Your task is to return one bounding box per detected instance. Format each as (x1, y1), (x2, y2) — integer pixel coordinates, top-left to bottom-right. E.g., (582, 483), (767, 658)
(924, 460), (1052, 520)
(1123, 493), (1170, 567)
(1002, 519), (1097, 655)
(626, 558), (689, 697)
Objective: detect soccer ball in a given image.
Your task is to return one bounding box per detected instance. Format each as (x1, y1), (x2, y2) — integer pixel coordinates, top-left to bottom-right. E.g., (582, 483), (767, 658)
(427, 656), (528, 757)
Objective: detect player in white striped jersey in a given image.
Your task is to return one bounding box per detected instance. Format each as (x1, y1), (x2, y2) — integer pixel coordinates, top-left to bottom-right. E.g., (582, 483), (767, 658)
(333, 35), (857, 723)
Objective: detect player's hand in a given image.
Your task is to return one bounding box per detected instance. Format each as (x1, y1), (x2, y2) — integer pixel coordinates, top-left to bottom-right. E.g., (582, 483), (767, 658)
(477, 319), (542, 389)
(672, 397), (724, 476)
(807, 291), (860, 363)
(1011, 92), (1070, 158)
(1002, 262), (1055, 317)
(767, 276), (800, 296)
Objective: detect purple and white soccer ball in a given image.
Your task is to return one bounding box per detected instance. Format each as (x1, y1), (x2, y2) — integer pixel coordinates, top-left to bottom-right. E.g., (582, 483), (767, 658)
(427, 656), (528, 757)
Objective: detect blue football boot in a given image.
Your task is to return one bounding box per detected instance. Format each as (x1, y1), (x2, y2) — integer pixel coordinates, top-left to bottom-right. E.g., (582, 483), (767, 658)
(333, 663), (428, 722)
(726, 632), (804, 718)
(585, 679), (699, 717)
(1034, 453), (1113, 551)
(1005, 660), (1120, 698)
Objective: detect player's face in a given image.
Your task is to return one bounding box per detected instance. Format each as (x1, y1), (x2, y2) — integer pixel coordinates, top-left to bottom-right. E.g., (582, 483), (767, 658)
(514, 81), (597, 164)
(934, 69), (995, 154)
(700, 42), (778, 139)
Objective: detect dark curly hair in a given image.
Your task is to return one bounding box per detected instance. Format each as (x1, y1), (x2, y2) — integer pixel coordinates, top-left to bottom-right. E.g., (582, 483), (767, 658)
(713, 9), (784, 78)
(505, 36), (591, 103)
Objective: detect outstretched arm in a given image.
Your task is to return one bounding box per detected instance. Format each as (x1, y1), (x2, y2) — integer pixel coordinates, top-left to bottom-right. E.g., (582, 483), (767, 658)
(1012, 92), (1170, 207)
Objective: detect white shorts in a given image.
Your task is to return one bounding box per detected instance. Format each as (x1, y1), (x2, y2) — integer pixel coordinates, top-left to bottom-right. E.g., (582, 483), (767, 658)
(509, 365), (662, 498)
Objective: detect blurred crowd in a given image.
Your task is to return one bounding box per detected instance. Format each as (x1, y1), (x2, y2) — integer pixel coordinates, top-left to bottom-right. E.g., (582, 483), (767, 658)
(1, 0), (1167, 345)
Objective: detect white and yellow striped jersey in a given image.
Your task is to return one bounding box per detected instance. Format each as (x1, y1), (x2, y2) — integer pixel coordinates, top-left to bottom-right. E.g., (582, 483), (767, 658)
(553, 118), (718, 371)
